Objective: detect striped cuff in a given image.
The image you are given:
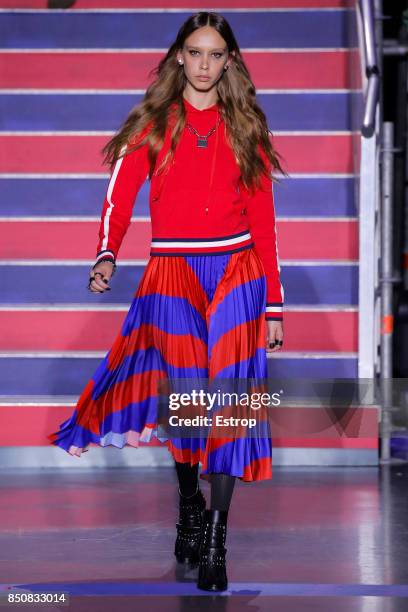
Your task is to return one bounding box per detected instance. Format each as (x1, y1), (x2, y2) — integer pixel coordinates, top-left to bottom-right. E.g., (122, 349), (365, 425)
(95, 249), (116, 265)
(265, 302), (283, 321)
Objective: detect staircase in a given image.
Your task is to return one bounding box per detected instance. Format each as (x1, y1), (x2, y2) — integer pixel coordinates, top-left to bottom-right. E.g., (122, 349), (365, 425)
(0, 0), (378, 467)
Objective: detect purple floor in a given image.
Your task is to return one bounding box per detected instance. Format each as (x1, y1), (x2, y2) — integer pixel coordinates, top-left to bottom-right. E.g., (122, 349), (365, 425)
(1, 465), (408, 611)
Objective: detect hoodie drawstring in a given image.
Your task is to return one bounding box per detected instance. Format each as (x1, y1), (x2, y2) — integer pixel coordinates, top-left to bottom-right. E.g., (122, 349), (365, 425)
(204, 108), (220, 215)
(152, 105), (221, 212)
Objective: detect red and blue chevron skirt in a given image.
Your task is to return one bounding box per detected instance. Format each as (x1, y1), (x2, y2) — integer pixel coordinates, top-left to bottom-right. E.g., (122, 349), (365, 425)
(48, 242), (273, 482)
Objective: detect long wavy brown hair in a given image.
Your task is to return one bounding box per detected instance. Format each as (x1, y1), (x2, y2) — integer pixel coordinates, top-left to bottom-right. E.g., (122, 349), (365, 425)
(101, 11), (288, 196)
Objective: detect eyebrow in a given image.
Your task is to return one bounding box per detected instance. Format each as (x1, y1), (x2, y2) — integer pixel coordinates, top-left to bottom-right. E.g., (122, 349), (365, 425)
(186, 45), (226, 52)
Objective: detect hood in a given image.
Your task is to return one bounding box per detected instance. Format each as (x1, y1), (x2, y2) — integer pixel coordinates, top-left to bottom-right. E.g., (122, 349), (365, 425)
(182, 96), (220, 114)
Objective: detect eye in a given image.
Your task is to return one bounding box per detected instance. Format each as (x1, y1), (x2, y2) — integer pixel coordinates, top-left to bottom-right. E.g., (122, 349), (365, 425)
(188, 50), (224, 58)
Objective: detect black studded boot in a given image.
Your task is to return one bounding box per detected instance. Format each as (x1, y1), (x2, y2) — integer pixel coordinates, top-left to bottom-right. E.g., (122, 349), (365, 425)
(197, 509), (229, 591)
(174, 485), (206, 564)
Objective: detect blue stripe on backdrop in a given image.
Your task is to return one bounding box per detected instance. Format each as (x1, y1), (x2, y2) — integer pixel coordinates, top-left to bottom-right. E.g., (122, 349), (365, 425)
(275, 177), (357, 217)
(0, 93), (363, 132)
(6, 582), (408, 597)
(0, 179), (150, 217)
(1, 265), (358, 304)
(0, 11), (357, 49)
(0, 356), (358, 395)
(0, 178), (356, 218)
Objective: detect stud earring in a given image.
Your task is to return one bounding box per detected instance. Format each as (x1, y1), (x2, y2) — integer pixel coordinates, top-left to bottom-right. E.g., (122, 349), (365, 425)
(178, 60), (183, 65)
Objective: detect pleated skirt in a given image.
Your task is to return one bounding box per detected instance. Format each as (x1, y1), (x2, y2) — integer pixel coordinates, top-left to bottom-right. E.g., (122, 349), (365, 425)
(48, 246), (273, 482)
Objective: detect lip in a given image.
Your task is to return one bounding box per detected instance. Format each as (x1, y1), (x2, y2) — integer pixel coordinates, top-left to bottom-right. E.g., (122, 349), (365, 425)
(196, 75), (211, 81)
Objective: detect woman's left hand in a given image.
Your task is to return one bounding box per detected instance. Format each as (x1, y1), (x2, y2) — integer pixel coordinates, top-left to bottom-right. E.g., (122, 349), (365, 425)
(266, 320), (283, 353)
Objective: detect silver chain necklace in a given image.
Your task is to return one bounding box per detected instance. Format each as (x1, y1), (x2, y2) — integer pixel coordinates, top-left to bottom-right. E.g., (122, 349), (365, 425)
(186, 116), (222, 148)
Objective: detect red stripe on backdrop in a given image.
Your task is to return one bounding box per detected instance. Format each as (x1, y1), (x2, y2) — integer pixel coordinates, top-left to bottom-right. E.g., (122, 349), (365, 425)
(0, 0), (46, 5)
(0, 221), (151, 259)
(270, 406), (378, 449)
(0, 220), (359, 261)
(0, 51), (361, 90)
(280, 220), (358, 259)
(0, 310), (358, 352)
(0, 404), (376, 448)
(273, 438), (377, 449)
(0, 0), (356, 6)
(68, 0), (357, 6)
(0, 134), (355, 173)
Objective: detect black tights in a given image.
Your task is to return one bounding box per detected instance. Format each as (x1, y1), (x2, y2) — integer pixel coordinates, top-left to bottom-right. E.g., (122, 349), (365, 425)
(174, 460), (236, 512)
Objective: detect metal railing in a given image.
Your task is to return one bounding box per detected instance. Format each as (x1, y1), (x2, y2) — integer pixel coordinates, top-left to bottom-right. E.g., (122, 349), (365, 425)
(357, 0), (381, 385)
(357, 0), (406, 461)
(359, 0), (381, 137)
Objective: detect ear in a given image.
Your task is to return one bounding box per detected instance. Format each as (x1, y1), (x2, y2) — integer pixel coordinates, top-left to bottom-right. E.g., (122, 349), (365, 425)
(227, 50), (236, 67)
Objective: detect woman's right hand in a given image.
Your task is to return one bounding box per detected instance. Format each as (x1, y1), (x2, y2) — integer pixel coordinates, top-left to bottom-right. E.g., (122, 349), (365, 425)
(87, 261), (115, 293)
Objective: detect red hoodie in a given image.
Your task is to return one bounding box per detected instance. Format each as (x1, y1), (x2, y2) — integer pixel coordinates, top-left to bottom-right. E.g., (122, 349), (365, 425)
(95, 96), (284, 321)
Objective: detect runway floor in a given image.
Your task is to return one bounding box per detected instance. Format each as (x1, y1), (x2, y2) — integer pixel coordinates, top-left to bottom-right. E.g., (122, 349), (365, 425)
(1, 464), (408, 611)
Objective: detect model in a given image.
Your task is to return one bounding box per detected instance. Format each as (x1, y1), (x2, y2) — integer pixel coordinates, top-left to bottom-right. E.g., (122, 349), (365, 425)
(48, 11), (286, 592)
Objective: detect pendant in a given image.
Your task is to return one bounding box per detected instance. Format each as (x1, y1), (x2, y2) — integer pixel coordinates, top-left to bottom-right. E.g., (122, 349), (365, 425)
(197, 137), (208, 148)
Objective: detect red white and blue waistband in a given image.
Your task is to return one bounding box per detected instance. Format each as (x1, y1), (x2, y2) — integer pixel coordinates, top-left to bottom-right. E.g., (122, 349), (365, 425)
(150, 230), (253, 256)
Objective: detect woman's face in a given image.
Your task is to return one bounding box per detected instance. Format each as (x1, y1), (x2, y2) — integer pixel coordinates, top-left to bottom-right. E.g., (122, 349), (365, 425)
(177, 26), (232, 91)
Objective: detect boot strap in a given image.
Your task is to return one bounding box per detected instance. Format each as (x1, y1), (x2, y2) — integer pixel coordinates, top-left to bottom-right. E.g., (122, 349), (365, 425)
(179, 501), (205, 513)
(175, 524), (201, 544)
(201, 522), (227, 546)
(199, 547), (227, 566)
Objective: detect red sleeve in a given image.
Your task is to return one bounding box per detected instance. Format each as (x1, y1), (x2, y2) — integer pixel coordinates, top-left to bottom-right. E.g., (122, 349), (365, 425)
(241, 144), (284, 321)
(95, 127), (151, 265)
